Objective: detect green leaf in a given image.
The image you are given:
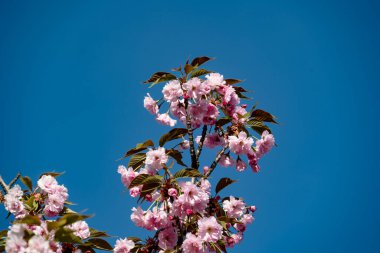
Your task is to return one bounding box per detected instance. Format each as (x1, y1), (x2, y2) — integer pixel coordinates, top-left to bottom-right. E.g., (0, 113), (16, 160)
(129, 174), (150, 189)
(191, 56), (214, 67)
(233, 86), (248, 93)
(166, 149), (187, 167)
(40, 172), (64, 178)
(250, 109), (278, 124)
(184, 64), (194, 74)
(236, 91), (251, 99)
(171, 65), (182, 72)
(174, 168), (203, 179)
(86, 238), (113, 251)
(189, 68), (212, 78)
(141, 181), (160, 196)
(215, 178), (237, 194)
(0, 230), (8, 238)
(143, 72), (177, 86)
(225, 79), (242, 85)
(15, 215), (41, 225)
(89, 228), (109, 238)
(247, 119), (271, 135)
(24, 196), (38, 212)
(217, 216), (236, 224)
(48, 213), (89, 231)
(159, 128), (188, 147)
(123, 140), (154, 158)
(20, 176), (33, 191)
(142, 175), (162, 185)
(127, 237), (141, 242)
(54, 227), (82, 244)
(128, 153), (146, 170)
(215, 117), (231, 127)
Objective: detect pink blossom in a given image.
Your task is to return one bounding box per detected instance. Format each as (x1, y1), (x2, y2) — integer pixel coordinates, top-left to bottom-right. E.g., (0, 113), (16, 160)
(172, 181), (209, 218)
(144, 207), (170, 230)
(232, 106), (248, 124)
(145, 147), (168, 170)
(26, 235), (51, 253)
(182, 233), (204, 253)
(179, 139), (190, 150)
(255, 130), (275, 158)
(247, 153), (260, 172)
(236, 159), (247, 172)
(43, 185), (68, 217)
(5, 224), (27, 253)
(4, 185), (26, 219)
(241, 213), (254, 225)
(131, 207), (170, 231)
(219, 155), (235, 167)
(118, 165), (138, 188)
(234, 213), (254, 233)
(37, 175), (58, 194)
(130, 207), (145, 228)
(168, 188), (178, 197)
(170, 100), (186, 123)
(200, 179), (211, 194)
(143, 93), (158, 115)
(228, 131), (254, 155)
(202, 103), (219, 125)
(114, 238), (135, 253)
(205, 73), (225, 90)
(129, 186), (141, 198)
(203, 133), (225, 149)
(226, 233), (243, 247)
(67, 221), (90, 239)
(197, 216), (223, 243)
(222, 196), (246, 218)
(183, 77), (209, 99)
(162, 80), (183, 102)
(158, 227), (177, 250)
(156, 113), (177, 127)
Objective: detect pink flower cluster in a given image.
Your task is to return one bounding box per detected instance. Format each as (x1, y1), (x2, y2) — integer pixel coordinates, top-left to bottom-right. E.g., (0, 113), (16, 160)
(114, 238), (135, 253)
(6, 222), (58, 253)
(4, 185), (27, 218)
(37, 175), (68, 217)
(144, 73), (245, 128)
(67, 221), (91, 239)
(171, 181), (210, 218)
(131, 206), (170, 231)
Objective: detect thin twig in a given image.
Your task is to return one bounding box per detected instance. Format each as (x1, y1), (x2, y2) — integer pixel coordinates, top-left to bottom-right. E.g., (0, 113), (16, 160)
(9, 172), (21, 188)
(0, 175), (9, 193)
(204, 144), (229, 179)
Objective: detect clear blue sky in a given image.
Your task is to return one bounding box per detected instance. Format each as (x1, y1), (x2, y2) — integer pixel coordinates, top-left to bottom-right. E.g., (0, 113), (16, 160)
(1, 1), (379, 252)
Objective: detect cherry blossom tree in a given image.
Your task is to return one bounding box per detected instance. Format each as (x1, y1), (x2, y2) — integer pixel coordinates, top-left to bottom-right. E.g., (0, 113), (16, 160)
(0, 56), (276, 253)
(115, 56), (277, 253)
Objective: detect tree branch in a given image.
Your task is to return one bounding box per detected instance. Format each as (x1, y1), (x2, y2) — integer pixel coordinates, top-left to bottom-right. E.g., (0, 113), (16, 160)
(195, 125), (207, 169)
(184, 99), (197, 169)
(204, 144), (229, 178)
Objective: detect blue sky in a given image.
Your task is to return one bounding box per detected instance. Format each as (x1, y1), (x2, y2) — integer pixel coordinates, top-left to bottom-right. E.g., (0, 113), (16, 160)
(0, 1), (379, 252)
